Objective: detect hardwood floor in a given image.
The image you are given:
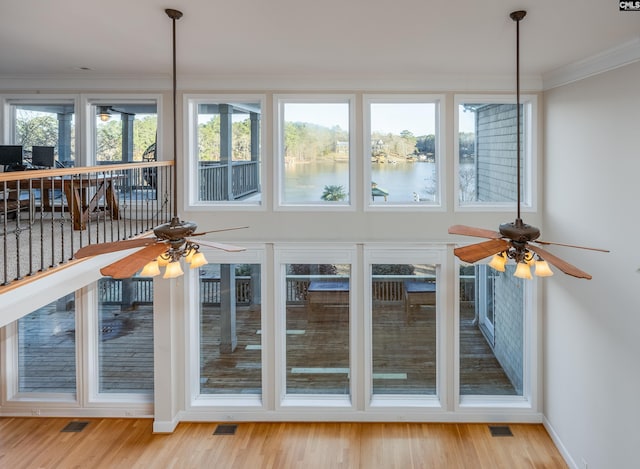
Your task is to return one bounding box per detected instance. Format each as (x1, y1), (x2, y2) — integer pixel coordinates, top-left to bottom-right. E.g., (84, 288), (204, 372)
(0, 418), (568, 469)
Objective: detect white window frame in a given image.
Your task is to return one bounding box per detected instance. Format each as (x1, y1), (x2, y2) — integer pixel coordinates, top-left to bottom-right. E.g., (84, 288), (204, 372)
(454, 94), (538, 212)
(83, 94), (162, 167)
(363, 94), (445, 211)
(184, 94), (266, 211)
(363, 246), (447, 412)
(184, 245), (268, 411)
(274, 95), (356, 211)
(273, 244), (357, 411)
(453, 259), (539, 412)
(85, 282), (154, 406)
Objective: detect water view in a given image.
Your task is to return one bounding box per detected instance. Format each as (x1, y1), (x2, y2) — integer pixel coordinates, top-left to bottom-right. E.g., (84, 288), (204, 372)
(283, 160), (437, 204)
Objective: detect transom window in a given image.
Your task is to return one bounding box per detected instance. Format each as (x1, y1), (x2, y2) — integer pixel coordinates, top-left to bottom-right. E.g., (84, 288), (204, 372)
(275, 95), (355, 209)
(455, 95), (536, 210)
(364, 95), (443, 208)
(186, 95), (264, 207)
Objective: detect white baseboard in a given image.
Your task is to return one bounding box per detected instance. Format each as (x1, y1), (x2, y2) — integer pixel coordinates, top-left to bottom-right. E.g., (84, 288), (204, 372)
(543, 416), (578, 469)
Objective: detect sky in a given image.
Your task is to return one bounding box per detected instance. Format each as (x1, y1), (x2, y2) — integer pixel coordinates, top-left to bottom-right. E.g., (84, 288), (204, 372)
(283, 102), (477, 135)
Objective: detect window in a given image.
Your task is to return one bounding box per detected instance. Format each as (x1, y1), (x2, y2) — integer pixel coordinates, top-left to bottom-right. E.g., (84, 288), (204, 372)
(455, 95), (536, 209)
(90, 99), (158, 165)
(7, 99), (76, 167)
(97, 278), (154, 394)
(186, 95), (264, 206)
(284, 263), (351, 395)
(370, 263), (437, 395)
(459, 264), (524, 397)
(17, 293), (76, 394)
(276, 96), (355, 208)
(199, 263), (262, 395)
(364, 96), (442, 207)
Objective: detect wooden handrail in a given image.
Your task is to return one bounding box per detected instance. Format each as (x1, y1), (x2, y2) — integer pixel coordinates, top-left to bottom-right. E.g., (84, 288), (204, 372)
(0, 160), (174, 183)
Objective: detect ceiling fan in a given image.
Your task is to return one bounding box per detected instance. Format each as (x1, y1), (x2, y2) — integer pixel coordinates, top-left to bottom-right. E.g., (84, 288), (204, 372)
(448, 10), (608, 280)
(75, 8), (247, 279)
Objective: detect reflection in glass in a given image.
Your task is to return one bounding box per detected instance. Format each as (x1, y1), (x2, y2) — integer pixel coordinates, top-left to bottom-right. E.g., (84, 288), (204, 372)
(371, 264), (437, 395)
(98, 277), (154, 394)
(459, 265), (523, 396)
(200, 263), (262, 394)
(285, 263), (350, 394)
(18, 293), (76, 393)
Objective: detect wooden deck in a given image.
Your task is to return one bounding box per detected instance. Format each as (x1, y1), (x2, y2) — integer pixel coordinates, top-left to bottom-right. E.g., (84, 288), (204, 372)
(18, 298), (515, 396)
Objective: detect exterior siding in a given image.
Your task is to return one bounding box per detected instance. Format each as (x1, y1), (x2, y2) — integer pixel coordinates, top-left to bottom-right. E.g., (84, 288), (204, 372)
(475, 104), (522, 202)
(493, 270), (523, 394)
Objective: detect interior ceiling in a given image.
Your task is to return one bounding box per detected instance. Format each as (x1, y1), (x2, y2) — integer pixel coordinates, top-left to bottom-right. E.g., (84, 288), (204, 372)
(0, 0), (637, 84)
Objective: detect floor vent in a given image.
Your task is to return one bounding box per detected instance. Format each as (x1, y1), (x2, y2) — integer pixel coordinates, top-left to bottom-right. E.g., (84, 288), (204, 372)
(489, 425), (513, 437)
(213, 424), (238, 435)
(61, 421), (90, 433)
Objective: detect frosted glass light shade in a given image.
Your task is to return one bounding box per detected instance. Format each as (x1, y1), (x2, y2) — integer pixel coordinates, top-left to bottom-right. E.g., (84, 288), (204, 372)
(488, 253), (507, 272)
(139, 260), (161, 277)
(514, 261), (532, 279)
(189, 251), (208, 269)
(157, 254), (170, 267)
(184, 248), (196, 264)
(163, 260), (184, 279)
(534, 259), (554, 277)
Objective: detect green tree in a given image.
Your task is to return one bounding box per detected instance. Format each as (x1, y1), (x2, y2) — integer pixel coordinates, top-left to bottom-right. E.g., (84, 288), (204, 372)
(320, 185), (347, 201)
(16, 113), (58, 149)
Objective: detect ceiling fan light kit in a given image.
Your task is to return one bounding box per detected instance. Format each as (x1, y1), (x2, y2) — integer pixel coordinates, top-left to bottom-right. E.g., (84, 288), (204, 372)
(447, 10), (608, 280)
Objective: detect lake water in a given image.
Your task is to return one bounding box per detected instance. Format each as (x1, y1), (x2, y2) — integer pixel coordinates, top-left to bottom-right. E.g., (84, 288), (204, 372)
(283, 161), (437, 203)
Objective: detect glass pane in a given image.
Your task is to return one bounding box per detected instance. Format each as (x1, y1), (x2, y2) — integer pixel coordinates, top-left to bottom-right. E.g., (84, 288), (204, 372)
(13, 102), (75, 167)
(281, 102), (350, 204)
(369, 102), (438, 204)
(17, 293), (76, 393)
(371, 264), (437, 394)
(459, 264), (523, 396)
(95, 102), (157, 164)
(285, 263), (350, 394)
(200, 263), (262, 394)
(196, 102), (262, 202)
(458, 102), (526, 204)
(98, 278), (154, 394)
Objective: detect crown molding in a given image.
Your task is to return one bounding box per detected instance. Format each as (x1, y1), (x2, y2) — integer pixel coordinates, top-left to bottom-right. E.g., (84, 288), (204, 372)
(543, 37), (640, 90)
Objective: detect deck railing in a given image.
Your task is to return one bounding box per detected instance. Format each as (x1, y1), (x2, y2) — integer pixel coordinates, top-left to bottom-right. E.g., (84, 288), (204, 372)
(199, 161), (259, 201)
(1, 161), (174, 287)
(98, 275), (458, 308)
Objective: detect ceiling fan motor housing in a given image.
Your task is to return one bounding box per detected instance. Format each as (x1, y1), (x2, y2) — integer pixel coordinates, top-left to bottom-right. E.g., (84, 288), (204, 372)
(499, 218), (540, 242)
(154, 217), (197, 242)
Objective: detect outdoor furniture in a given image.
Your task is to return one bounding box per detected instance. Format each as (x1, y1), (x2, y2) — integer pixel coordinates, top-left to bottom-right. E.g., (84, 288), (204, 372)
(307, 279), (350, 320)
(403, 281), (436, 316)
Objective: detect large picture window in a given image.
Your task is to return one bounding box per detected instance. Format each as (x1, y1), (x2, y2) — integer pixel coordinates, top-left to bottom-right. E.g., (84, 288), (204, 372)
(276, 96), (355, 208)
(455, 95), (536, 209)
(364, 96), (442, 207)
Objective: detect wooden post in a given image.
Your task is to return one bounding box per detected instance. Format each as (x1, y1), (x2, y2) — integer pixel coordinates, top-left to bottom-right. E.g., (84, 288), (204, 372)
(219, 264), (237, 353)
(219, 104), (233, 200)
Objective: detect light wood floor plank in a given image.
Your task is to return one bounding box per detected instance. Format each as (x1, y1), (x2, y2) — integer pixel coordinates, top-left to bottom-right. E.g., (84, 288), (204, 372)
(0, 418), (568, 469)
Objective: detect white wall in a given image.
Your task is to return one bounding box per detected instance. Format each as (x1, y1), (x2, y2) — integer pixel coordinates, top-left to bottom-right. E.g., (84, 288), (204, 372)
(543, 61), (640, 469)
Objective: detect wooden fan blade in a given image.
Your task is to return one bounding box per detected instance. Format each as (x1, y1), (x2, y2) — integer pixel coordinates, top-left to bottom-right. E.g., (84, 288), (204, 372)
(448, 225), (503, 239)
(191, 226), (249, 237)
(527, 244), (592, 280)
(75, 237), (157, 259)
(192, 239), (246, 252)
(100, 243), (169, 279)
(453, 239), (510, 264)
(533, 240), (609, 253)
